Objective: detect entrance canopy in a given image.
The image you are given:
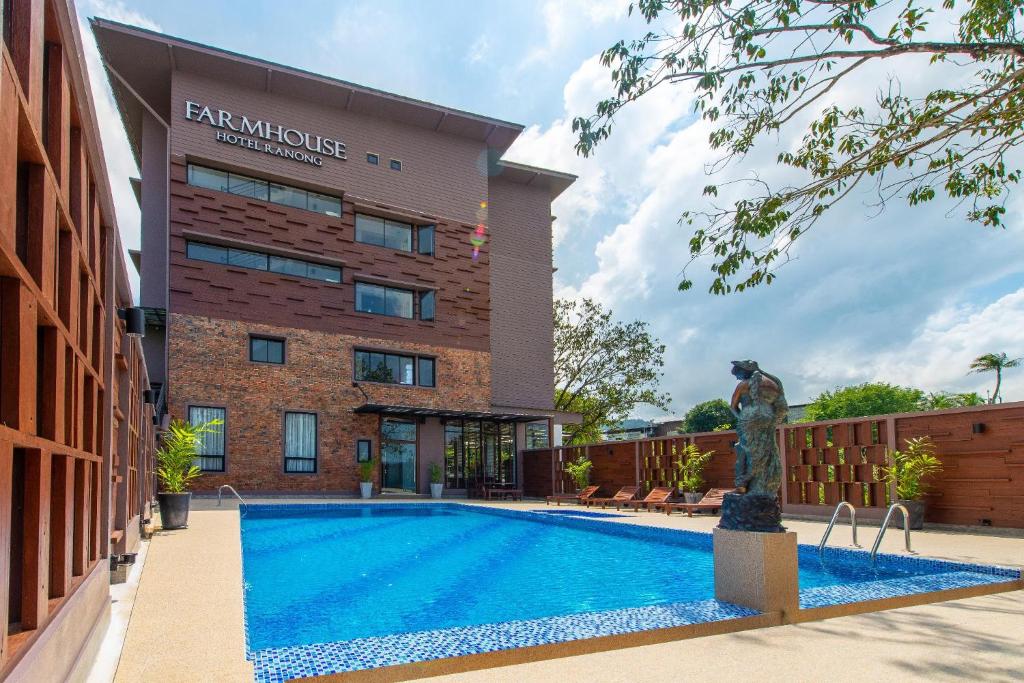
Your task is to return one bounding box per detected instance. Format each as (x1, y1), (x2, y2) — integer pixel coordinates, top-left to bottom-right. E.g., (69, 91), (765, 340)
(353, 404), (544, 423)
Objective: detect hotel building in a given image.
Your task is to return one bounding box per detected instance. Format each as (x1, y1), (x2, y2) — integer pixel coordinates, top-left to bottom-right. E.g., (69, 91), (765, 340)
(92, 21), (577, 495)
(1, 0), (156, 679)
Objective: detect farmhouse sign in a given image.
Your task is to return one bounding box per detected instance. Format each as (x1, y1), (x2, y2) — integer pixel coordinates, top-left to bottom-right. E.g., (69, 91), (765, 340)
(184, 100), (347, 167)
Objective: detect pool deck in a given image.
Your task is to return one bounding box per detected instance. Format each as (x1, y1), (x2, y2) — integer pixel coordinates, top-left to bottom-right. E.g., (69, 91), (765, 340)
(106, 498), (1023, 682)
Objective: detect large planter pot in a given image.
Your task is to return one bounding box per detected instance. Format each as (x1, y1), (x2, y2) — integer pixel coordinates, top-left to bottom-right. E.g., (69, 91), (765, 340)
(359, 482), (373, 499)
(683, 491), (703, 504)
(898, 499), (926, 530)
(430, 482), (443, 499)
(158, 492), (191, 530)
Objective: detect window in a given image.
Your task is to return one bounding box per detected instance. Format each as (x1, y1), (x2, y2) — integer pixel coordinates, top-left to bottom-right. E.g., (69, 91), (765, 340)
(355, 282), (414, 319)
(381, 418), (416, 492)
(188, 406), (226, 472)
(444, 420), (516, 489)
(419, 290), (435, 321)
(355, 214), (413, 252)
(250, 336), (284, 364)
(355, 350), (435, 387)
(526, 421), (550, 449)
(185, 240), (341, 283)
(356, 439), (372, 463)
(389, 159), (402, 171)
(186, 163), (340, 217)
(284, 412), (317, 473)
(417, 357), (435, 388)
(417, 225), (435, 256)
(366, 153), (379, 165)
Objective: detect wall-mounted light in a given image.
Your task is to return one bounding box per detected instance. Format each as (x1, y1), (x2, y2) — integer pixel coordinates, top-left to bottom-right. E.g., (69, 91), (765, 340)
(972, 422), (985, 434)
(118, 307), (146, 337)
(143, 389), (155, 404)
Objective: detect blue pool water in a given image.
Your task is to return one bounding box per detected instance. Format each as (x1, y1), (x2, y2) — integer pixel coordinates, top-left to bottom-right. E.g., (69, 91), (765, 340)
(240, 504), (1016, 656)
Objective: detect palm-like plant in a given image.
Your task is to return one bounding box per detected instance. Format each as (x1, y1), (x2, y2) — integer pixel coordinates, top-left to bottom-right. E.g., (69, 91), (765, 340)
(676, 444), (714, 493)
(155, 418), (222, 493)
(969, 352), (1021, 404)
(564, 456), (593, 491)
(883, 437), (943, 501)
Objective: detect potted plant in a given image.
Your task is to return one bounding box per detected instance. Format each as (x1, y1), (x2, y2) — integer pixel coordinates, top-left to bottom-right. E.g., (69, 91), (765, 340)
(883, 436), (943, 530)
(155, 417), (222, 529)
(358, 458), (376, 499)
(676, 444), (714, 503)
(563, 455), (593, 492)
(428, 463), (443, 499)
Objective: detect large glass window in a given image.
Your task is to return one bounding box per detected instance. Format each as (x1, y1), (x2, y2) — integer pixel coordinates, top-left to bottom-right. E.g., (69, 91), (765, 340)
(185, 240), (341, 284)
(381, 419), (416, 492)
(250, 336), (284, 364)
(188, 406), (226, 472)
(525, 421), (550, 449)
(355, 282), (414, 319)
(355, 214), (413, 252)
(187, 163), (340, 217)
(443, 420), (516, 490)
(284, 412), (317, 473)
(355, 350), (433, 386)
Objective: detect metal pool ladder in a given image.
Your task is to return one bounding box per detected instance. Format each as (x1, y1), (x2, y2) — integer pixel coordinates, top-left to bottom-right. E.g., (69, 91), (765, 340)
(869, 503), (913, 564)
(818, 501), (860, 553)
(217, 484), (248, 516)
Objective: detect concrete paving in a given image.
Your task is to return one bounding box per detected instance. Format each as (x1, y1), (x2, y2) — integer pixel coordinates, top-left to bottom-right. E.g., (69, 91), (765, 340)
(110, 498), (1024, 682)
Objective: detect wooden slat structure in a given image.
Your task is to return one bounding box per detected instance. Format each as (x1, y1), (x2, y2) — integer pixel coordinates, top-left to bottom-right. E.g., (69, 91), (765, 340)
(524, 402), (1024, 529)
(0, 0), (156, 677)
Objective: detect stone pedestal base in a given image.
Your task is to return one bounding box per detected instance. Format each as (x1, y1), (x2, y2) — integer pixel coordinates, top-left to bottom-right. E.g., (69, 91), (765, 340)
(719, 492), (785, 532)
(713, 527), (799, 620)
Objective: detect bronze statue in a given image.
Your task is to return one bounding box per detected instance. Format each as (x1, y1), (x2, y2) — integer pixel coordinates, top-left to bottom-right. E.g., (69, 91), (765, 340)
(730, 360), (788, 496)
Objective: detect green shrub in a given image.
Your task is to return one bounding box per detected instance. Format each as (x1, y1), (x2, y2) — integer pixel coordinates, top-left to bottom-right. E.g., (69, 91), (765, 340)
(883, 437), (943, 501)
(358, 458), (377, 483)
(676, 444), (714, 493)
(564, 456), (593, 490)
(428, 462), (443, 484)
(156, 418), (223, 493)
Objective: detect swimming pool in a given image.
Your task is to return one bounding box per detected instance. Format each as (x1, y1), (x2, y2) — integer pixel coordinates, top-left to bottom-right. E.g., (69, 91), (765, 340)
(241, 503), (1019, 681)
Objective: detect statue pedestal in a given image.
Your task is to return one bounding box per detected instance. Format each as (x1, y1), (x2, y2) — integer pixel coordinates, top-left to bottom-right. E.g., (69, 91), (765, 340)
(713, 528), (799, 620)
(719, 492), (785, 532)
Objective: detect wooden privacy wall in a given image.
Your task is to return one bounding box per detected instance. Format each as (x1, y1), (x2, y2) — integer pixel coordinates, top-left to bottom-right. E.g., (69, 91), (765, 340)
(524, 402), (1024, 528)
(0, 0), (155, 674)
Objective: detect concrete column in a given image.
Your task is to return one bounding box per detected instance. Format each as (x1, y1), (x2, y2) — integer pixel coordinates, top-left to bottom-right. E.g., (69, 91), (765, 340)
(713, 528), (799, 622)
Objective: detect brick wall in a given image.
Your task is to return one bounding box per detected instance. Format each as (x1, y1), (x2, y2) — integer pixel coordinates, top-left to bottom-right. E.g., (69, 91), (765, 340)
(167, 313), (491, 493)
(488, 177), (555, 411)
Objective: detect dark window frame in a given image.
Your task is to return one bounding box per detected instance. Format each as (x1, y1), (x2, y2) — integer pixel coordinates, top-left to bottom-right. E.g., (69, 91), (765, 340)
(283, 411), (319, 474)
(249, 335), (286, 365)
(356, 439), (372, 463)
(186, 162), (341, 217)
(185, 240), (341, 284)
(354, 348), (437, 388)
(187, 405), (227, 472)
(354, 281), (416, 319)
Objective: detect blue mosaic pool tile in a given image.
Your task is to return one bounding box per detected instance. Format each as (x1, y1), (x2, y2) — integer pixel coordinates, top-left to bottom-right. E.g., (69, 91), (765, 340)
(241, 503), (1022, 682)
(799, 570), (1017, 608)
(250, 598), (758, 682)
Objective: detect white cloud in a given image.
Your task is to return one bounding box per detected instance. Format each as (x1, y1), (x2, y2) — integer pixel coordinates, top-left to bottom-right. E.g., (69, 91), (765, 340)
(76, 1), (163, 300)
(465, 35), (490, 64)
(509, 48), (1024, 415)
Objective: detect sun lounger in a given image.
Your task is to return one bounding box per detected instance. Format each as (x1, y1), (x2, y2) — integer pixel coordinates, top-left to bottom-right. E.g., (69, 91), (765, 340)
(585, 486), (640, 509)
(617, 486), (676, 512)
(545, 485), (600, 506)
(664, 488), (738, 516)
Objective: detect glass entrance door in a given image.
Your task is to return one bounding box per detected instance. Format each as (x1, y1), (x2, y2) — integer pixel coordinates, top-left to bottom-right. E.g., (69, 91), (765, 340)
(381, 418), (417, 492)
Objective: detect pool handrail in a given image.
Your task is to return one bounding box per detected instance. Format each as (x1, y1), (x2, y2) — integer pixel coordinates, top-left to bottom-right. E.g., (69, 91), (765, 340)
(218, 484), (248, 516)
(818, 501), (860, 553)
(870, 502), (912, 564)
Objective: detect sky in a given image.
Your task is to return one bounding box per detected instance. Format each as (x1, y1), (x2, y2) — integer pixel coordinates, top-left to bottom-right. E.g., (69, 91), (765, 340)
(76, 0), (1024, 416)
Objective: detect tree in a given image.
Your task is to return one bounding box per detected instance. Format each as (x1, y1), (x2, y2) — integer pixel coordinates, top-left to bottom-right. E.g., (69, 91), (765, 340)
(554, 298), (671, 444)
(919, 390), (985, 410)
(682, 398), (735, 433)
(969, 352), (1021, 403)
(574, 1), (1024, 294)
(803, 382), (923, 421)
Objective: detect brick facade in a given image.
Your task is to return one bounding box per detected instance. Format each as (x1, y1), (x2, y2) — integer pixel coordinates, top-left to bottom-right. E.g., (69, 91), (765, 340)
(168, 313), (491, 493)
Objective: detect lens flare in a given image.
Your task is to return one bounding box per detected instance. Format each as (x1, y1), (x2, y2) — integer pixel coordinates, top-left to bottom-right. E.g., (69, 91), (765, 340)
(471, 200), (488, 260)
